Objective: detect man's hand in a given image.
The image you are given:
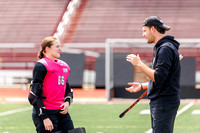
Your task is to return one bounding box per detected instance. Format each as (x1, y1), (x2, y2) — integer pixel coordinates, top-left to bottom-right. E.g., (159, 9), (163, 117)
(43, 118), (54, 132)
(126, 54), (141, 66)
(60, 102), (70, 114)
(126, 82), (142, 93)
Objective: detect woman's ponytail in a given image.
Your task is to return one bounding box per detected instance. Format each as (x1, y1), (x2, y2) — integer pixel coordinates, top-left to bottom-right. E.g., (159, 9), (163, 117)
(37, 49), (45, 59)
(37, 36), (57, 59)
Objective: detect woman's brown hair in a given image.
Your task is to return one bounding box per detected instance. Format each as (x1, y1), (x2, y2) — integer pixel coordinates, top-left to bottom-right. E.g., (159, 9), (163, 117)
(37, 36), (57, 59)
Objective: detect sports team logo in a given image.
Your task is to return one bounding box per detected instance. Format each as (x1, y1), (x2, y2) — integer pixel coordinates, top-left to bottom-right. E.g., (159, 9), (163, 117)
(63, 68), (68, 73)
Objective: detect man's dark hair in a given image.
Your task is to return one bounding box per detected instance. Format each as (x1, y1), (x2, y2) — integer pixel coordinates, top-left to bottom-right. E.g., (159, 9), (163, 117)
(147, 26), (166, 34)
(154, 26), (166, 34)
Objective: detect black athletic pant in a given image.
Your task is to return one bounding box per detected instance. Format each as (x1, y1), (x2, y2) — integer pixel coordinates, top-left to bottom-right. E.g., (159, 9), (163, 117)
(150, 95), (180, 133)
(32, 108), (74, 133)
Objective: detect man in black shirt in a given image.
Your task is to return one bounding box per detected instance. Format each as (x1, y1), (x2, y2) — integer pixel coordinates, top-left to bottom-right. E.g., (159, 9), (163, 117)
(126, 16), (181, 133)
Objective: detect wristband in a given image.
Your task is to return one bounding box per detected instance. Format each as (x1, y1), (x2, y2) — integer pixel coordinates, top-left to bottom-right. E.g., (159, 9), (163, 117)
(140, 83), (143, 90)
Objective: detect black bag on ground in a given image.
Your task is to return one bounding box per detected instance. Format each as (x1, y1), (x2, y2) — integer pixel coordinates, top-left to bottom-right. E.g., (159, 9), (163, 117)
(68, 127), (86, 133)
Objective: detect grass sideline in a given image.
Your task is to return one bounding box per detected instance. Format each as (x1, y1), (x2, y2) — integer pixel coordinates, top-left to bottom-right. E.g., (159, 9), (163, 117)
(0, 103), (200, 133)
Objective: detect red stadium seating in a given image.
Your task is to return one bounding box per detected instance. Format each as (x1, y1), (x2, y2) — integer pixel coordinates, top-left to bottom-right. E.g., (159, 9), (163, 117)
(65, 0), (200, 43)
(0, 0), (70, 44)
(64, 0), (200, 70)
(0, 0), (71, 70)
(0, 0), (200, 86)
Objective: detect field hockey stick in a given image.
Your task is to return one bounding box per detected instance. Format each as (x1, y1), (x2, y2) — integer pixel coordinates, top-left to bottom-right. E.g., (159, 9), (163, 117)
(119, 90), (147, 118)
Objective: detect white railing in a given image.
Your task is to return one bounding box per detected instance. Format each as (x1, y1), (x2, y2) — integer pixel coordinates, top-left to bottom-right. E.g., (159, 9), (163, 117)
(54, 0), (81, 43)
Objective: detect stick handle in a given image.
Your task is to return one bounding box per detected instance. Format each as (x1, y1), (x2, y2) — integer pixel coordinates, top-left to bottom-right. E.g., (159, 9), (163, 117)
(119, 90), (147, 118)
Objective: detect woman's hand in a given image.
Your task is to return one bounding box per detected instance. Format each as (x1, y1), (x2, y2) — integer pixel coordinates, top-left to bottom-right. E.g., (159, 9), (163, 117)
(125, 82), (142, 93)
(60, 102), (70, 114)
(43, 118), (54, 132)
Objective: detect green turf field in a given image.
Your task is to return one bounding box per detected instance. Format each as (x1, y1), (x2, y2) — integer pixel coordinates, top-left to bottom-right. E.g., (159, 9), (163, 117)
(0, 102), (200, 133)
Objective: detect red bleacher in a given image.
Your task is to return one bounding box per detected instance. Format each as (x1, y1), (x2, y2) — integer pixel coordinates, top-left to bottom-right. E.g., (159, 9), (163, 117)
(65, 0), (200, 43)
(0, 0), (70, 70)
(64, 0), (200, 70)
(0, 0), (70, 44)
(1, 0), (200, 71)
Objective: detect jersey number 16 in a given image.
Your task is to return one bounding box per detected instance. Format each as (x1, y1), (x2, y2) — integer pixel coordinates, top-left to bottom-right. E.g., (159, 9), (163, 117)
(58, 76), (65, 85)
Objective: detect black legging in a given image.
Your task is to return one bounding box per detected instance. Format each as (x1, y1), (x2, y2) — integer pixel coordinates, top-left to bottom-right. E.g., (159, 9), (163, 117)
(32, 108), (74, 133)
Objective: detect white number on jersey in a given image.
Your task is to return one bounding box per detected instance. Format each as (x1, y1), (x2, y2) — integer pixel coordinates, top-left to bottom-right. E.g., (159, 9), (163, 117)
(58, 76), (65, 85)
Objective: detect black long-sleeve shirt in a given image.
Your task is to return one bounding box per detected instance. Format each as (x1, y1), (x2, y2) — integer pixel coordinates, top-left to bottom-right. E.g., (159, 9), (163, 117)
(147, 35), (181, 100)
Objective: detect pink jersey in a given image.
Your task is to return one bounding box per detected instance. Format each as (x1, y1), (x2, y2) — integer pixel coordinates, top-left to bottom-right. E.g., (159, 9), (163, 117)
(38, 57), (71, 110)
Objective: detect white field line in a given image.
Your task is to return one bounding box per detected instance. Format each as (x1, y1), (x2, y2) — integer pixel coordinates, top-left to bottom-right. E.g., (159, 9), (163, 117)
(176, 102), (194, 117)
(1, 97), (108, 103)
(192, 110), (200, 114)
(145, 101), (194, 133)
(140, 109), (150, 114)
(0, 107), (32, 117)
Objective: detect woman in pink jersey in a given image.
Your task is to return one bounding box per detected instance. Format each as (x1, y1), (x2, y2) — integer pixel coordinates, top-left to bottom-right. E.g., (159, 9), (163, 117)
(28, 36), (74, 133)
